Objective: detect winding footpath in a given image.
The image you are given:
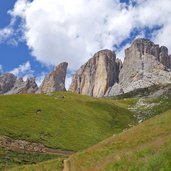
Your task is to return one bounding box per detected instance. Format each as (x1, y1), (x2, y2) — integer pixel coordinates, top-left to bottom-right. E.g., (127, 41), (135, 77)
(63, 159), (70, 171)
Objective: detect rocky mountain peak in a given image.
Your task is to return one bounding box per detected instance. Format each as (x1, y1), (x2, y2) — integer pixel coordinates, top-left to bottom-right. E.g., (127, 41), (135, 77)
(6, 77), (38, 94)
(106, 38), (171, 96)
(128, 38), (159, 60)
(38, 62), (68, 93)
(0, 38), (170, 97)
(0, 73), (17, 94)
(69, 49), (121, 97)
(25, 77), (38, 93)
(128, 38), (171, 69)
(159, 46), (171, 69)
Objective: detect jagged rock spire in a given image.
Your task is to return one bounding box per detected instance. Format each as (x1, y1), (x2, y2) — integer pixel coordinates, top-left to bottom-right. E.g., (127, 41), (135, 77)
(38, 62), (68, 94)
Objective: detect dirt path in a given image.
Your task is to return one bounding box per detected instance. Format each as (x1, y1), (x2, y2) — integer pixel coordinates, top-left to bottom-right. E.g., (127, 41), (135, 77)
(0, 135), (74, 156)
(63, 159), (71, 171)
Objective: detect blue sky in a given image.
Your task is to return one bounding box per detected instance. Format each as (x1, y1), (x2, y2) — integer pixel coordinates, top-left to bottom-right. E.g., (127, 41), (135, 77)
(0, 0), (171, 86)
(0, 0), (51, 81)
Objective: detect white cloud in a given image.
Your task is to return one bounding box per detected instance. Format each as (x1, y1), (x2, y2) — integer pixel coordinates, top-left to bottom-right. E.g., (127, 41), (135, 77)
(2, 0), (171, 70)
(0, 28), (13, 43)
(153, 23), (171, 54)
(9, 61), (33, 78)
(65, 74), (72, 90)
(0, 65), (3, 73)
(35, 72), (46, 86)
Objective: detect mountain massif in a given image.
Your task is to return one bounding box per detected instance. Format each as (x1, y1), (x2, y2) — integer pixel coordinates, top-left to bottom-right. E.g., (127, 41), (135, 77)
(0, 38), (171, 97)
(0, 38), (171, 171)
(70, 38), (171, 97)
(69, 50), (122, 97)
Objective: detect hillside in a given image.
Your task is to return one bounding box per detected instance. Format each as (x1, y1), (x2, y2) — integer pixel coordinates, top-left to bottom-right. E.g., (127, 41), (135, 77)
(3, 90), (171, 171)
(65, 108), (171, 170)
(0, 92), (136, 170)
(0, 92), (136, 151)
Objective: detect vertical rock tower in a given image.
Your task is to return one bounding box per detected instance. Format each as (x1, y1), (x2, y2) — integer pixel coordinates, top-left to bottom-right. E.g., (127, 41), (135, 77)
(38, 62), (68, 93)
(69, 50), (122, 97)
(107, 38), (171, 96)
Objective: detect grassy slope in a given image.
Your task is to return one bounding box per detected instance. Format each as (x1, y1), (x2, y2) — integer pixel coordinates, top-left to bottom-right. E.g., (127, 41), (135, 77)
(7, 158), (64, 171)
(0, 92), (135, 151)
(0, 147), (60, 171)
(66, 109), (171, 171)
(10, 95), (171, 171)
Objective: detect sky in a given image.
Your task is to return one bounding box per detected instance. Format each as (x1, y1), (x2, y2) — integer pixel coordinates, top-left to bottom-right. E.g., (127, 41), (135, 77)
(0, 0), (171, 88)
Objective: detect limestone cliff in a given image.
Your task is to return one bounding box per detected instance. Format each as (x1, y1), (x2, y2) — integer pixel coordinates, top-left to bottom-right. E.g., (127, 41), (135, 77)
(38, 62), (68, 93)
(6, 77), (38, 94)
(106, 38), (171, 96)
(0, 73), (17, 94)
(69, 50), (121, 97)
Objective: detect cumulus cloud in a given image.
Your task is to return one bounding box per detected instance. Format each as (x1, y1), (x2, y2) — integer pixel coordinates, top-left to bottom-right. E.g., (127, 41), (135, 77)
(153, 23), (171, 53)
(9, 61), (33, 78)
(2, 0), (171, 70)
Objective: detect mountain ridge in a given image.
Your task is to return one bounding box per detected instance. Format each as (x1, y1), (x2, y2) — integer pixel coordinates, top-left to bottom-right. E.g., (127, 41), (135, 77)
(0, 38), (171, 96)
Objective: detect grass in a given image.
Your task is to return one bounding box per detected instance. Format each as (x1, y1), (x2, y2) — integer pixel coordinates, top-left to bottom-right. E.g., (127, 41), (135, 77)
(1, 90), (170, 171)
(7, 158), (64, 171)
(66, 108), (171, 171)
(0, 147), (61, 171)
(0, 92), (135, 151)
(106, 140), (171, 171)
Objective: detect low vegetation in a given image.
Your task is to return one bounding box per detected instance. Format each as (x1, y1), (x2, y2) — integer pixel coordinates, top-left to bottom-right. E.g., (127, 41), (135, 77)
(1, 89), (171, 171)
(0, 92), (135, 152)
(66, 109), (171, 171)
(7, 158), (64, 171)
(0, 147), (61, 171)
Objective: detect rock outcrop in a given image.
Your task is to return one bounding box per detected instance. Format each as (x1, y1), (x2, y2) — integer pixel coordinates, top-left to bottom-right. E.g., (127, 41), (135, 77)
(0, 73), (17, 94)
(38, 62), (68, 93)
(159, 46), (171, 69)
(105, 83), (124, 97)
(106, 38), (171, 96)
(69, 50), (121, 97)
(1, 38), (170, 97)
(6, 77), (38, 94)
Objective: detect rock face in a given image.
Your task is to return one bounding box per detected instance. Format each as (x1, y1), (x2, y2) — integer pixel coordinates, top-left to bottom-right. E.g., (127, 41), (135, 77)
(69, 50), (121, 97)
(105, 83), (124, 97)
(1, 38), (171, 97)
(0, 73), (17, 94)
(106, 38), (171, 96)
(159, 46), (171, 69)
(0, 73), (38, 95)
(38, 62), (68, 93)
(6, 77), (38, 94)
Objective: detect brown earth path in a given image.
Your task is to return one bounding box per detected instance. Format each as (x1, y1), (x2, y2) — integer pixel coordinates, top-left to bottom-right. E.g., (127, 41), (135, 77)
(63, 159), (71, 171)
(0, 135), (74, 156)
